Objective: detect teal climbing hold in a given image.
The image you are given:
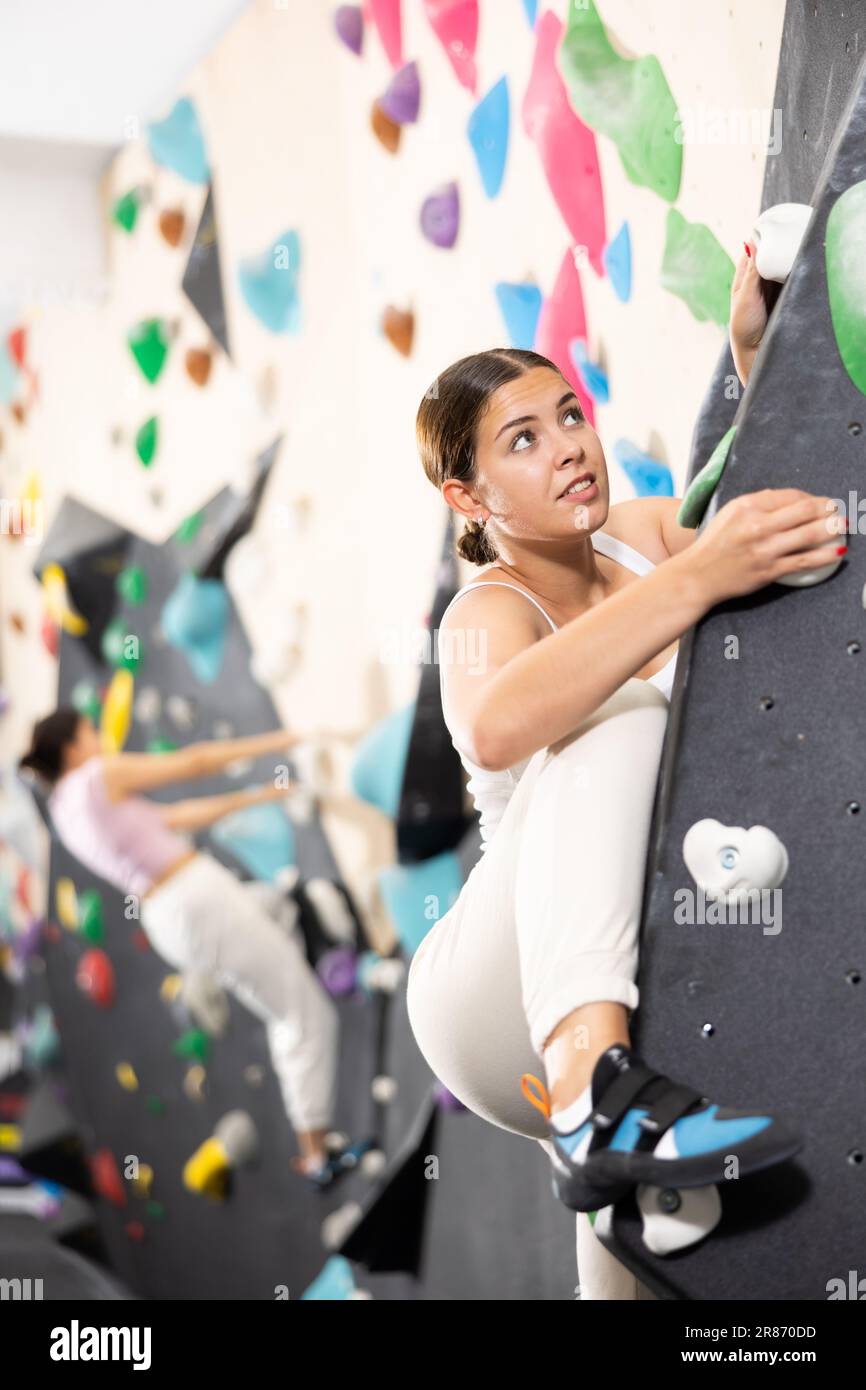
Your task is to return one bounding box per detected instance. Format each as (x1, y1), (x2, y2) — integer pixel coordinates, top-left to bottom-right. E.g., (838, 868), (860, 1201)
(378, 849), (462, 955)
(211, 804), (296, 883)
(147, 97), (209, 184)
(677, 426), (737, 528)
(161, 573), (229, 684)
(238, 231), (302, 334)
(350, 704), (415, 818)
(302, 1255), (358, 1300)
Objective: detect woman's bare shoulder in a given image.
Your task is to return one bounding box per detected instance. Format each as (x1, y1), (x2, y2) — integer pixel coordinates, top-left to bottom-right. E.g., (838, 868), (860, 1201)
(441, 567), (550, 639)
(605, 498), (692, 563)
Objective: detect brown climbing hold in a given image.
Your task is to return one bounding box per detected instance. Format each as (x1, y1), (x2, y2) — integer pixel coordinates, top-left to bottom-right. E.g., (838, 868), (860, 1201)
(10, 402), (25, 425)
(382, 306), (414, 357)
(158, 208), (185, 247)
(184, 348), (212, 387)
(371, 101), (401, 154)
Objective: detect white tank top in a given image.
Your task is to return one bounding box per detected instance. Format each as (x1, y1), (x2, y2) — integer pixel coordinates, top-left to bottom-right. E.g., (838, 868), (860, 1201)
(439, 530), (678, 852)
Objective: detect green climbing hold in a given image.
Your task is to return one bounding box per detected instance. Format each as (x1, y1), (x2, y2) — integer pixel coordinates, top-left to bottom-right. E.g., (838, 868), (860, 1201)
(826, 180), (866, 397)
(559, 0), (682, 202)
(660, 209), (734, 327)
(146, 1096), (165, 1115)
(677, 426), (737, 529)
(147, 737), (178, 754)
(101, 618), (143, 672)
(78, 889), (105, 944)
(172, 1029), (211, 1064)
(128, 320), (170, 385)
(174, 511), (204, 544)
(146, 1200), (165, 1219)
(135, 417), (158, 467)
(70, 679), (102, 724)
(116, 566), (149, 605)
(112, 189), (142, 233)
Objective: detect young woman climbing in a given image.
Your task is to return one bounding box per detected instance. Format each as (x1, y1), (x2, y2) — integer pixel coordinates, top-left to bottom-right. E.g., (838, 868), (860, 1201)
(19, 712), (351, 1190)
(406, 248), (846, 1297)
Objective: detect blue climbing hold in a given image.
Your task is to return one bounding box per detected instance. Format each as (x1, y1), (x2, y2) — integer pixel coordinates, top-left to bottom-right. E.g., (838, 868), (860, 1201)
(147, 97), (209, 184)
(603, 222), (632, 303)
(211, 804), (296, 882)
(238, 230), (302, 334)
(378, 849), (462, 955)
(522, 0), (538, 27)
(350, 704), (415, 818)
(301, 1255), (357, 1300)
(160, 572), (230, 684)
(495, 282), (542, 349)
(614, 439), (674, 497)
(468, 77), (510, 199)
(569, 339), (610, 404)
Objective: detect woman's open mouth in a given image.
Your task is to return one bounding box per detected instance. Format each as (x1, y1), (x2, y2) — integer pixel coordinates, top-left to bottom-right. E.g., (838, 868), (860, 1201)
(557, 477), (598, 502)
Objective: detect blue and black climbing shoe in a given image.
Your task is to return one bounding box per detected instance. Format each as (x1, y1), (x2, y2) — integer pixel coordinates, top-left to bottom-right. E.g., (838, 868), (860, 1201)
(522, 1043), (803, 1214)
(304, 1136), (377, 1193)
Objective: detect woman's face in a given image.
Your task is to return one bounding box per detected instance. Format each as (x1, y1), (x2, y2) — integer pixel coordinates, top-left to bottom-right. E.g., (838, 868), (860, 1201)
(466, 367), (609, 543)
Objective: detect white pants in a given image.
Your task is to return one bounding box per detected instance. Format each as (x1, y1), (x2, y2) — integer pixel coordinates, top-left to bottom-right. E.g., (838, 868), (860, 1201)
(406, 679), (669, 1299)
(141, 852), (339, 1132)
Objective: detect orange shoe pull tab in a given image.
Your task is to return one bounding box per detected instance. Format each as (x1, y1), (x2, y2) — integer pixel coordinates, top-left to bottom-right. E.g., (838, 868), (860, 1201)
(520, 1073), (551, 1121)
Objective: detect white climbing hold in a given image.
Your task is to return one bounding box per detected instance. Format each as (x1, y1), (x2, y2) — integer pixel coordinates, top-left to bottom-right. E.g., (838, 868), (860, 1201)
(321, 1201), (363, 1251)
(637, 1183), (722, 1255)
(751, 202), (813, 283)
(134, 687), (162, 724)
(305, 878), (356, 945)
(360, 1148), (387, 1180)
(682, 818), (789, 904)
(214, 1110), (259, 1167)
(371, 1075), (398, 1105)
(166, 694), (196, 729)
(777, 556), (841, 587)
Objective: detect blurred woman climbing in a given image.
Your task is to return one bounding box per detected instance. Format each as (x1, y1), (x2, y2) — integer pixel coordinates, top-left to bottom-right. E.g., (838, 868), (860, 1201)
(19, 713), (355, 1191)
(406, 246), (845, 1297)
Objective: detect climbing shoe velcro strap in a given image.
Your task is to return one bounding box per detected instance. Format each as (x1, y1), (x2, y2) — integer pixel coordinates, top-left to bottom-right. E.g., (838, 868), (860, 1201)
(637, 1083), (705, 1136)
(590, 1062), (663, 1132)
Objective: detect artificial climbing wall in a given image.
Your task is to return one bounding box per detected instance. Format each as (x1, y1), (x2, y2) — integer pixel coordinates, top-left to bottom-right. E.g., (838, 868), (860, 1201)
(609, 2), (866, 1301)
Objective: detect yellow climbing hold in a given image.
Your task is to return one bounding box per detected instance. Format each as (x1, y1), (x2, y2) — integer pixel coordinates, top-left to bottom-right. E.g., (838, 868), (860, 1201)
(130, 1163), (154, 1198)
(41, 563), (89, 637)
(115, 1062), (139, 1092)
(100, 668), (134, 753)
(160, 974), (183, 1002)
(183, 1136), (229, 1200)
(55, 877), (79, 930)
(0, 1124), (22, 1152)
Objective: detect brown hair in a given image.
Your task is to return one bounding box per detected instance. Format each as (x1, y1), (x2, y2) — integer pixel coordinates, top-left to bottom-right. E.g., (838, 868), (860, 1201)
(19, 707), (82, 788)
(416, 348), (566, 565)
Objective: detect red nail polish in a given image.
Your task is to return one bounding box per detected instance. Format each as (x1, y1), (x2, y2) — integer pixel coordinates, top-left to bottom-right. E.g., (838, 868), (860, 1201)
(744, 241), (752, 258)
(837, 545), (849, 555)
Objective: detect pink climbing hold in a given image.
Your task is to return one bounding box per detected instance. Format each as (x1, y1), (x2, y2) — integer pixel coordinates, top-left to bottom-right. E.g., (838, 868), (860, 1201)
(364, 0), (403, 68)
(536, 248), (596, 429)
(522, 11), (606, 277)
(422, 0), (478, 95)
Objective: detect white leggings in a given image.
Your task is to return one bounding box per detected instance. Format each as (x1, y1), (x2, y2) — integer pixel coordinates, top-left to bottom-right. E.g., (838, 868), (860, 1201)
(141, 852), (338, 1132)
(406, 679), (669, 1299)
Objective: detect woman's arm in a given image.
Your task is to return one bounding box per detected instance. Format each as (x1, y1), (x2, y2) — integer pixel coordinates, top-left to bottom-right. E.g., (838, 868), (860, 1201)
(102, 729), (299, 801)
(469, 552), (709, 771)
(467, 488), (841, 772)
(158, 782), (293, 833)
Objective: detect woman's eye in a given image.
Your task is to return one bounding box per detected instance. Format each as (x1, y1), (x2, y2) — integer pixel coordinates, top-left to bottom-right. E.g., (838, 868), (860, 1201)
(511, 429), (533, 452)
(564, 407), (583, 426)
